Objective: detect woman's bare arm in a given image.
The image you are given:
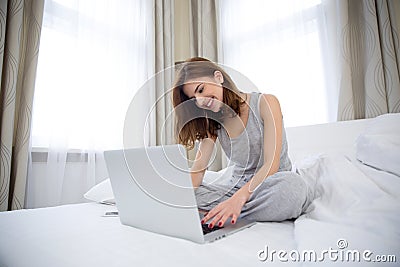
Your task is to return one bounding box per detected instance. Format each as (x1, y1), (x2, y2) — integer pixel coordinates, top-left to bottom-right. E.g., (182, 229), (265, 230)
(247, 94), (283, 192)
(190, 136), (217, 188)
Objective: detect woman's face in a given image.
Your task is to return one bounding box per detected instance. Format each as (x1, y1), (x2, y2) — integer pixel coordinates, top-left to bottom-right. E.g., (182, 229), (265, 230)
(182, 71), (224, 113)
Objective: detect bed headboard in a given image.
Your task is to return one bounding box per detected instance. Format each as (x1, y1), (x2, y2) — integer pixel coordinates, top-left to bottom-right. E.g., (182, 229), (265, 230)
(285, 118), (370, 163)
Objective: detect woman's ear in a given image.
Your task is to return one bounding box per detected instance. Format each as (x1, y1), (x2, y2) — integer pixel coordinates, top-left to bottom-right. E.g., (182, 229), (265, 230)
(214, 70), (224, 84)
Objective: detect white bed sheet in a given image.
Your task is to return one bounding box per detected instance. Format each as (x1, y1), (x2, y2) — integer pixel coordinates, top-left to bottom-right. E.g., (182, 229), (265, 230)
(0, 203), (298, 267)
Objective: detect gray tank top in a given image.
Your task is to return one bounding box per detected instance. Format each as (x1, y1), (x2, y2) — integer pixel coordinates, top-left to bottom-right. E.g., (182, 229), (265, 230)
(217, 92), (292, 187)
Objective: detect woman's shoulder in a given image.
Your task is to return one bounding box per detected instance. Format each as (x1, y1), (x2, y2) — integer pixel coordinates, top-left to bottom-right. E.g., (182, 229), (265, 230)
(250, 92), (279, 103)
(258, 93), (279, 101)
(257, 93), (282, 120)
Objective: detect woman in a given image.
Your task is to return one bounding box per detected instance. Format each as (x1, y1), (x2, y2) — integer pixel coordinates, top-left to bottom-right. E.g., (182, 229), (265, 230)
(172, 57), (312, 229)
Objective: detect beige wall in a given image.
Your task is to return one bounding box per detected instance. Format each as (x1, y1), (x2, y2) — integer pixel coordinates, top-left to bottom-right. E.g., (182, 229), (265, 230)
(174, 0), (190, 62)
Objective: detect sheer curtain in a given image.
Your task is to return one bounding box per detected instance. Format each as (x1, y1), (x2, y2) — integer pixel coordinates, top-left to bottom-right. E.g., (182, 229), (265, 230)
(218, 0), (336, 127)
(27, 0), (153, 208)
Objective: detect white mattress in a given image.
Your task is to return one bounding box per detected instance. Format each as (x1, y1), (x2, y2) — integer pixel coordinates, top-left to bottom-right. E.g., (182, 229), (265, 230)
(1, 117), (399, 267)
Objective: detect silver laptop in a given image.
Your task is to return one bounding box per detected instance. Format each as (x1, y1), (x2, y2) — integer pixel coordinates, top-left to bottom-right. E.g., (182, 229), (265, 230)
(104, 144), (255, 243)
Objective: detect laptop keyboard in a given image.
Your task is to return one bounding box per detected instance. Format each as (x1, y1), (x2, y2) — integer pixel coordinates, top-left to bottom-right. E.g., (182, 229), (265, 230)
(202, 224), (224, 235)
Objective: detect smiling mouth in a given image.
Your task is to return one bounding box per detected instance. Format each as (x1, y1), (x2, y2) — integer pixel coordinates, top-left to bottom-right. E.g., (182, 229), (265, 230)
(205, 97), (214, 108)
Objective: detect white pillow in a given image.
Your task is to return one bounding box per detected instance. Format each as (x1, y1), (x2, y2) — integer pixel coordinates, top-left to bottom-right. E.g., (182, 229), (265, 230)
(355, 113), (400, 176)
(202, 165), (235, 185)
(84, 179), (115, 204)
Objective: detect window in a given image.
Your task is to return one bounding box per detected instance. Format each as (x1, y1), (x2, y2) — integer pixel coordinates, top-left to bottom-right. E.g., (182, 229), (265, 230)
(32, 0), (153, 149)
(219, 0), (337, 127)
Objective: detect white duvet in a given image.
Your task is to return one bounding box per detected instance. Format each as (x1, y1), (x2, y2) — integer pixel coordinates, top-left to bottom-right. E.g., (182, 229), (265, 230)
(292, 155), (400, 266)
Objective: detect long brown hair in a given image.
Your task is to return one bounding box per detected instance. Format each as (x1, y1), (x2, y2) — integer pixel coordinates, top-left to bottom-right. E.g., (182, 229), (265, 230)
(172, 57), (244, 149)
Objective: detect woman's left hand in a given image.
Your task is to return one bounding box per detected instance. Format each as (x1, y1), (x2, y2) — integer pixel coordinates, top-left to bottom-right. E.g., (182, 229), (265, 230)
(201, 189), (250, 228)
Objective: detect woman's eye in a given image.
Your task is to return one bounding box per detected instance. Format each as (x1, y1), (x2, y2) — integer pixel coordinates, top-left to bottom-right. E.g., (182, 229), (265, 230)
(198, 87), (203, 94)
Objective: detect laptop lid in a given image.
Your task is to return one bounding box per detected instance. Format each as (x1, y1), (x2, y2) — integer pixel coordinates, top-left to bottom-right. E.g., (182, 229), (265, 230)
(104, 145), (205, 243)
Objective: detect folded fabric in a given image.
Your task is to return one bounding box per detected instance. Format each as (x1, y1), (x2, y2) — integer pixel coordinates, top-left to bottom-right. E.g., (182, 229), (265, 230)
(355, 113), (400, 176)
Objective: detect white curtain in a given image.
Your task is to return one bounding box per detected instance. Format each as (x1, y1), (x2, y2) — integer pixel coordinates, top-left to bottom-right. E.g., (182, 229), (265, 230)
(218, 0), (336, 127)
(27, 0), (154, 208)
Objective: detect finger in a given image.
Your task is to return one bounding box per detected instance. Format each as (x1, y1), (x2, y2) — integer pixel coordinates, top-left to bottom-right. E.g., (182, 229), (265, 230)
(200, 212), (208, 224)
(231, 214), (238, 224)
(209, 211), (225, 228)
(218, 214), (230, 227)
(201, 207), (219, 224)
(200, 210), (213, 224)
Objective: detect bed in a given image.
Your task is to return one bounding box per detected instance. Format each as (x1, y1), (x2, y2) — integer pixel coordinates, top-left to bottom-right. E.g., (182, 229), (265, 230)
(1, 114), (399, 267)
